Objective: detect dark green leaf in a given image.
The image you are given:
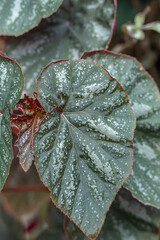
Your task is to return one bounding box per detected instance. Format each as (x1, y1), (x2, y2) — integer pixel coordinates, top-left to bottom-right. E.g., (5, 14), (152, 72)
(81, 50), (160, 208)
(34, 59), (135, 239)
(0, 55), (24, 113)
(0, 0), (63, 36)
(5, 0), (116, 96)
(65, 190), (160, 240)
(0, 55), (24, 190)
(0, 109), (12, 190)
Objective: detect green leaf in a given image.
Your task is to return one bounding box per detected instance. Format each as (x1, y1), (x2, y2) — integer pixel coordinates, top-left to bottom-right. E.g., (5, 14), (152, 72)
(0, 109), (12, 190)
(0, 0), (63, 36)
(5, 0), (116, 96)
(0, 55), (24, 190)
(65, 190), (160, 240)
(34, 59), (135, 239)
(0, 55), (24, 113)
(81, 50), (160, 208)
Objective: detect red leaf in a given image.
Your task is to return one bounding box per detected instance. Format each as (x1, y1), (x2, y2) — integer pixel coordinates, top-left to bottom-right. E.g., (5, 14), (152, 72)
(11, 94), (46, 171)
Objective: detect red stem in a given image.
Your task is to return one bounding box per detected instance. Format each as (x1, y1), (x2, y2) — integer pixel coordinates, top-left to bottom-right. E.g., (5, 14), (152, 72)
(2, 184), (48, 193)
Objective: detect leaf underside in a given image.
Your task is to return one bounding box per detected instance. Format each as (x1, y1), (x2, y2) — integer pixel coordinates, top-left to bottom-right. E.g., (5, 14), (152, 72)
(65, 190), (160, 240)
(0, 0), (63, 36)
(11, 95), (46, 171)
(81, 50), (160, 208)
(0, 55), (24, 190)
(34, 59), (135, 239)
(5, 0), (116, 96)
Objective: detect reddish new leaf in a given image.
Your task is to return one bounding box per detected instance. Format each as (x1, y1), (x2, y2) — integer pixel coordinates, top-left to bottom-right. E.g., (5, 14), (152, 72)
(11, 94), (46, 171)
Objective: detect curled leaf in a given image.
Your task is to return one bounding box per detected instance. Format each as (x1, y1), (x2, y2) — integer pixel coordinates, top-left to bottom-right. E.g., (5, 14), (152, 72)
(11, 95), (46, 171)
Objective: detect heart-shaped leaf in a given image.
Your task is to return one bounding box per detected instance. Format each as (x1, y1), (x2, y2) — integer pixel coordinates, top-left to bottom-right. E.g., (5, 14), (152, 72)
(81, 50), (160, 208)
(0, 0), (63, 36)
(0, 54), (24, 190)
(5, 0), (117, 96)
(11, 95), (46, 171)
(65, 190), (160, 240)
(34, 59), (135, 239)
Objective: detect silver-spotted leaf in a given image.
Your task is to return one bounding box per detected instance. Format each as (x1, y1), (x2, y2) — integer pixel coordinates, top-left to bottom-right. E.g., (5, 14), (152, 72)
(0, 109), (12, 190)
(34, 59), (135, 239)
(0, 0), (63, 36)
(81, 50), (160, 208)
(5, 0), (117, 96)
(0, 55), (24, 190)
(65, 190), (160, 240)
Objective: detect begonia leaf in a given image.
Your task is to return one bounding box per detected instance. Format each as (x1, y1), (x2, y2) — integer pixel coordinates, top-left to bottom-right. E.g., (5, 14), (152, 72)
(34, 59), (135, 239)
(0, 0), (63, 36)
(65, 190), (160, 240)
(81, 50), (160, 208)
(0, 54), (24, 190)
(5, 0), (117, 96)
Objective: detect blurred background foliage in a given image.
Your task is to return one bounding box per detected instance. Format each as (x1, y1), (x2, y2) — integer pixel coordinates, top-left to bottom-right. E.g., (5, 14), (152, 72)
(111, 0), (160, 89)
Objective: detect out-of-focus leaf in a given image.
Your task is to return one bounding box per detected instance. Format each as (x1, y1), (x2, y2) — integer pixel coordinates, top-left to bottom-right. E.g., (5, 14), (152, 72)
(11, 95), (46, 171)
(0, 54), (24, 190)
(5, 0), (117, 96)
(36, 229), (66, 240)
(0, 197), (22, 240)
(65, 190), (160, 240)
(2, 157), (50, 220)
(0, 0), (63, 36)
(47, 202), (65, 229)
(81, 50), (160, 208)
(34, 59), (135, 239)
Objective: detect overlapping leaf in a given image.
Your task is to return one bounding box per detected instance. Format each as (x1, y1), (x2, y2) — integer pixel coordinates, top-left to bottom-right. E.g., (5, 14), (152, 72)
(34, 59), (135, 239)
(81, 50), (160, 208)
(0, 55), (24, 190)
(0, 0), (63, 36)
(5, 0), (116, 96)
(11, 95), (46, 171)
(65, 190), (160, 240)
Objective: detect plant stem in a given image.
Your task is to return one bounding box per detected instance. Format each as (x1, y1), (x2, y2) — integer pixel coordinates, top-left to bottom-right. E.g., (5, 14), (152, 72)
(2, 184), (48, 193)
